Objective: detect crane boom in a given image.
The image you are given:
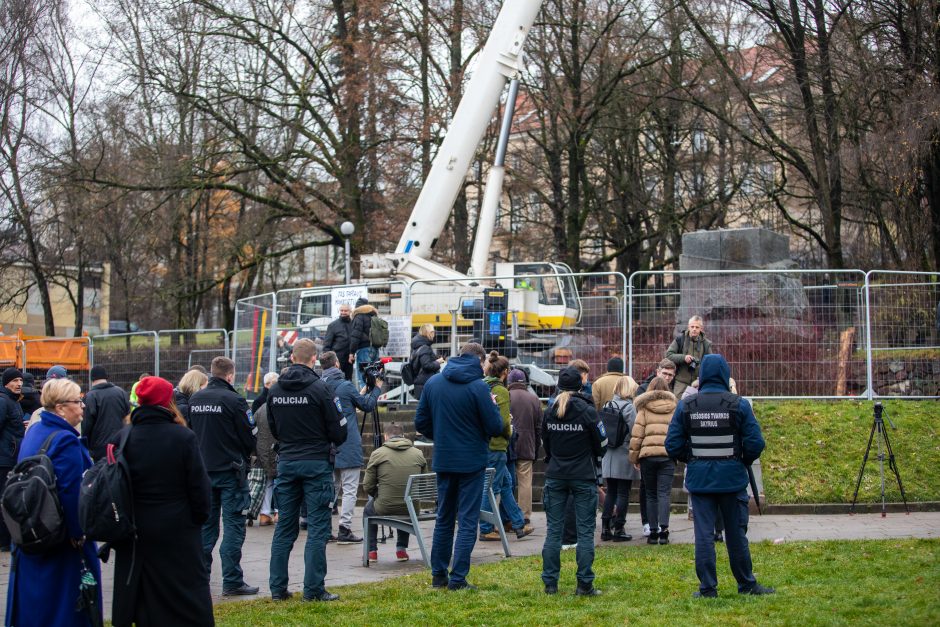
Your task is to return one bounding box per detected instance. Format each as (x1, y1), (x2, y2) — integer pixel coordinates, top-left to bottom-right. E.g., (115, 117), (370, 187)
(395, 0), (543, 259)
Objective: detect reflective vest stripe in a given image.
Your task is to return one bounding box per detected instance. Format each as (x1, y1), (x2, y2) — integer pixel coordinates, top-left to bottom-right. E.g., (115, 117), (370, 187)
(690, 435), (734, 444)
(691, 447), (735, 457)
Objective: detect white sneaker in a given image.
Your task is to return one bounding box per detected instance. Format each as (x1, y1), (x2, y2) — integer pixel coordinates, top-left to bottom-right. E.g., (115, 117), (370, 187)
(561, 544), (577, 551)
(643, 523), (651, 537)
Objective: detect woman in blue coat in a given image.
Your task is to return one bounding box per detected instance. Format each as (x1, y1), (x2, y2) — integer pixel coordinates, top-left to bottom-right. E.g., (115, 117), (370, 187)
(6, 378), (102, 627)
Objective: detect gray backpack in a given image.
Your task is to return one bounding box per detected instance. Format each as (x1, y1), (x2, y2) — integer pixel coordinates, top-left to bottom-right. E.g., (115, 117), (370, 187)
(1, 432), (67, 554)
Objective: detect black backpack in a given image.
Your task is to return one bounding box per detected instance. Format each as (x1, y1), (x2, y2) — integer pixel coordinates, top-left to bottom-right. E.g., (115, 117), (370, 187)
(598, 400), (630, 450)
(400, 360), (416, 386)
(1, 432), (67, 554)
(79, 426), (136, 544)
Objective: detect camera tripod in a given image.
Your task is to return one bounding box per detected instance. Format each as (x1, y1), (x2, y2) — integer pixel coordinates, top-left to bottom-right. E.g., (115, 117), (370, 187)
(850, 402), (909, 517)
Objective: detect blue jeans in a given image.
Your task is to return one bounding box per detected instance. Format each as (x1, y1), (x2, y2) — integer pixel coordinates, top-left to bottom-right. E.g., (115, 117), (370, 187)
(203, 469), (250, 590)
(269, 459), (334, 598)
(690, 490), (757, 594)
(354, 346), (378, 388)
(431, 469), (485, 585)
(541, 478), (597, 587)
(479, 452), (525, 533)
(641, 457), (675, 531)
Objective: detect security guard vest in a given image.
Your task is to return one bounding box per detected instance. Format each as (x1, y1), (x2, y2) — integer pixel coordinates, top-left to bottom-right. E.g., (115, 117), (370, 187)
(683, 392), (743, 460)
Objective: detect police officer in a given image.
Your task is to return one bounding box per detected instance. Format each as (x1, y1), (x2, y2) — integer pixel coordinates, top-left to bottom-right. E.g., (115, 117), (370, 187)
(665, 353), (775, 598)
(189, 356), (259, 596)
(267, 338), (347, 602)
(540, 366), (606, 597)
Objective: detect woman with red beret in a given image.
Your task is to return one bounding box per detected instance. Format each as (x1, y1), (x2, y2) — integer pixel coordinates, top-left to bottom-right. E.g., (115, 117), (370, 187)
(111, 376), (214, 627)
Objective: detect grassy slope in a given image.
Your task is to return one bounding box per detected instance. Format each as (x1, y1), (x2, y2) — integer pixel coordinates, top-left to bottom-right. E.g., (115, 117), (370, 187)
(755, 401), (940, 504)
(214, 539), (940, 626)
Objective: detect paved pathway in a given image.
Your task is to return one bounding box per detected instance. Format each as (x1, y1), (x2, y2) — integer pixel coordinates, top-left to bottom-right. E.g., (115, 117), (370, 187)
(1, 510), (937, 620)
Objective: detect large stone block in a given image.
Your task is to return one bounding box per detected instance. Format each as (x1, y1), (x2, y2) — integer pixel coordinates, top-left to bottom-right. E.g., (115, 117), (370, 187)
(681, 227), (793, 269)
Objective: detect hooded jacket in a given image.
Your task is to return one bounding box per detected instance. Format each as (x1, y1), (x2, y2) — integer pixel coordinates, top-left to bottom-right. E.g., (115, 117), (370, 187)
(665, 354), (765, 494)
(362, 437), (428, 515)
(484, 376), (512, 452)
(542, 391), (606, 482)
(83, 381), (131, 461)
(267, 363), (347, 462)
(628, 388), (678, 463)
(413, 354), (503, 473)
(320, 366), (380, 468)
(349, 304), (378, 352)
(508, 381), (541, 460)
(409, 334), (440, 387)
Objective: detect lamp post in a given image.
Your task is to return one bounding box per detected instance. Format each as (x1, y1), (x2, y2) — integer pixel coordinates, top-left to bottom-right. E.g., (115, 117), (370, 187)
(340, 221), (355, 284)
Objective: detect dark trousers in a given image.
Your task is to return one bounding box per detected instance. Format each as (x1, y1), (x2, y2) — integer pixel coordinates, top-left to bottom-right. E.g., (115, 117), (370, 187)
(690, 490), (757, 594)
(641, 457), (675, 531)
(364, 499), (410, 551)
(542, 478), (597, 587)
(601, 478), (632, 529)
(639, 478), (648, 524)
(203, 470), (250, 590)
(269, 459), (334, 598)
(338, 355), (354, 381)
(0, 465), (11, 548)
(431, 469), (485, 585)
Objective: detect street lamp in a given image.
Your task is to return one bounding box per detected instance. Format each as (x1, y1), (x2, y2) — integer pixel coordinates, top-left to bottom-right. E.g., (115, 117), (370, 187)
(340, 221), (355, 285)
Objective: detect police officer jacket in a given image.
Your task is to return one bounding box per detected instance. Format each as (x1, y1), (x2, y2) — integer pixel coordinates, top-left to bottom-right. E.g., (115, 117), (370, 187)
(266, 363), (346, 462)
(189, 377), (257, 473)
(665, 354), (765, 494)
(542, 391), (607, 483)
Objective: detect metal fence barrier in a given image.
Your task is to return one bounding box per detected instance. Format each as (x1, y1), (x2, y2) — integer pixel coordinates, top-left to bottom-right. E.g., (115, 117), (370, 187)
(90, 332), (159, 392)
(629, 269), (869, 399)
(157, 329), (228, 390)
(232, 293), (275, 396)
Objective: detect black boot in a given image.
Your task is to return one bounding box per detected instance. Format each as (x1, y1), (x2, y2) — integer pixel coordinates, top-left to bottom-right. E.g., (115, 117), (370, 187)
(611, 526), (632, 542)
(600, 518), (612, 542)
(647, 530), (659, 545)
(658, 528), (669, 545)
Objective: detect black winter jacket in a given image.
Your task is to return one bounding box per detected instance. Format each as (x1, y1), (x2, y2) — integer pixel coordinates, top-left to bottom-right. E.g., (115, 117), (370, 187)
(267, 363), (347, 461)
(542, 392), (606, 482)
(0, 387), (24, 467)
(83, 381), (131, 461)
(349, 304), (378, 352)
(409, 334), (440, 387)
(189, 377), (257, 473)
(173, 388), (191, 425)
(323, 316), (352, 358)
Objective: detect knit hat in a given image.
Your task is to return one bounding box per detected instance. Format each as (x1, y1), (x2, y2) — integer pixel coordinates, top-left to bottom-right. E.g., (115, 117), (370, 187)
(2, 368), (24, 387)
(90, 365), (108, 380)
(135, 376), (174, 408)
(21, 372), (35, 394)
(556, 367), (583, 392)
(46, 365), (67, 380)
(507, 368), (527, 384)
(355, 297), (369, 307)
(606, 357), (624, 374)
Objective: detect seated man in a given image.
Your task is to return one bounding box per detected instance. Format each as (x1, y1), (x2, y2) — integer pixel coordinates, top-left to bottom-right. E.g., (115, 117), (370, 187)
(362, 422), (428, 562)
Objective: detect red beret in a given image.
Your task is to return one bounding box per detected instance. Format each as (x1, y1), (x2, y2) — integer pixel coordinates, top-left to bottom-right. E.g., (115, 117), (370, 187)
(136, 376), (174, 408)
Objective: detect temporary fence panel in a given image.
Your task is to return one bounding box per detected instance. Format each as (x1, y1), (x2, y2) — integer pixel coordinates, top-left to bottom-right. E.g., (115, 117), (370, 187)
(628, 269), (869, 398)
(408, 272), (627, 395)
(157, 329), (228, 389)
(22, 337), (93, 391)
(89, 332), (158, 392)
(233, 293), (275, 396)
(865, 271), (940, 398)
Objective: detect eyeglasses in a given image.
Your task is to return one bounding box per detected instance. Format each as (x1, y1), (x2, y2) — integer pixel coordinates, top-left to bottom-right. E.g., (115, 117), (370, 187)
(59, 399), (85, 406)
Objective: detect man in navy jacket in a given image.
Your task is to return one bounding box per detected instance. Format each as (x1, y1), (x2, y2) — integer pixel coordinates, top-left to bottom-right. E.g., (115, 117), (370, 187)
(414, 342), (503, 590)
(665, 354), (774, 598)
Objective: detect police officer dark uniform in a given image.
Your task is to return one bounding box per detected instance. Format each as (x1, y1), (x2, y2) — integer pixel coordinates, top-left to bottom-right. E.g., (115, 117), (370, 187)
(267, 338), (347, 602)
(189, 356), (259, 596)
(540, 366), (606, 597)
(665, 353), (775, 598)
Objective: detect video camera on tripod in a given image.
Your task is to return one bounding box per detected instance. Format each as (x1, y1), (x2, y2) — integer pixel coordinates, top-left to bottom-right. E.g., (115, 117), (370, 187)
(362, 357), (391, 391)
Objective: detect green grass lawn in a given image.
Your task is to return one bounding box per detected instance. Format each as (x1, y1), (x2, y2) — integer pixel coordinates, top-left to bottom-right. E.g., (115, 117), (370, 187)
(213, 539), (939, 626)
(756, 400), (940, 504)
